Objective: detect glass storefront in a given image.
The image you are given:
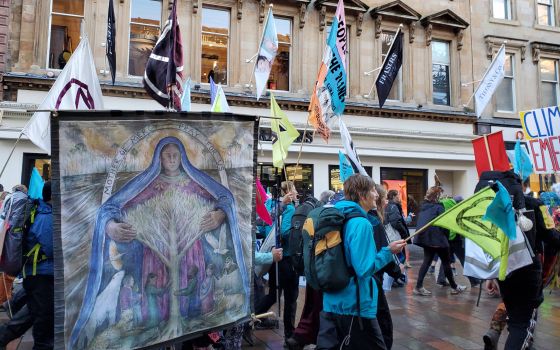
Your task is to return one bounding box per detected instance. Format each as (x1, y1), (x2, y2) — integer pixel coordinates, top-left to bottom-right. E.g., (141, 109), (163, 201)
(257, 163), (314, 200)
(21, 153), (51, 187)
(381, 167), (427, 226)
(328, 165), (372, 192)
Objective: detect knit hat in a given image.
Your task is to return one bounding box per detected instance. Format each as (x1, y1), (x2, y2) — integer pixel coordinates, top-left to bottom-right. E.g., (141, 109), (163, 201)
(425, 186), (444, 202)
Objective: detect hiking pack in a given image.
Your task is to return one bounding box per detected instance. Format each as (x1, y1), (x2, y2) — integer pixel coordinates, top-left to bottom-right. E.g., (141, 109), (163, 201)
(287, 196), (320, 275)
(0, 190), (35, 276)
(301, 205), (364, 291)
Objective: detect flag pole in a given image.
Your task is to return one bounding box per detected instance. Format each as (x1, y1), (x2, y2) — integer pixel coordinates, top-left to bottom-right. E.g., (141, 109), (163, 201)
(483, 134), (494, 171)
(0, 132), (23, 179)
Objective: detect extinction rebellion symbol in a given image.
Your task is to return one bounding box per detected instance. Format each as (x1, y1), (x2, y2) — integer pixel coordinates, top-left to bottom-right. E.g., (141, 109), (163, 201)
(55, 78), (96, 109)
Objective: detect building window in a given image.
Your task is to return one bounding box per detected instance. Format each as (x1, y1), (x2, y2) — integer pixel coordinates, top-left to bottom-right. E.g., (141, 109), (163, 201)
(496, 54), (515, 112)
(328, 165), (372, 192)
(540, 58), (559, 107)
(201, 7), (229, 84)
(493, 0), (512, 20)
(48, 0), (85, 69)
(257, 163), (314, 197)
(381, 31), (402, 101)
(269, 17), (291, 91)
(380, 167), (428, 227)
(432, 41), (451, 106)
(128, 0), (162, 76)
(537, 0), (555, 26)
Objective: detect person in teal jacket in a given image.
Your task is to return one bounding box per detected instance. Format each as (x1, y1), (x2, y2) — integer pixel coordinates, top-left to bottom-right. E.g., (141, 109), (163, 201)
(317, 175), (406, 350)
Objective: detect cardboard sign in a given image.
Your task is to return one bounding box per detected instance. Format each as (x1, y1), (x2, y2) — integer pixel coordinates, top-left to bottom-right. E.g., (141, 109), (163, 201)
(520, 106), (560, 173)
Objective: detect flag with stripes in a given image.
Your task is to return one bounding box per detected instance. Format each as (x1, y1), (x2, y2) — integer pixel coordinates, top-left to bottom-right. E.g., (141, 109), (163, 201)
(143, 0), (183, 110)
(338, 117), (368, 176)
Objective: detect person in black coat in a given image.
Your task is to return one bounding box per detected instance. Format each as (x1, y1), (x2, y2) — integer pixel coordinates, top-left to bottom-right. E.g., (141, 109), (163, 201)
(413, 186), (466, 296)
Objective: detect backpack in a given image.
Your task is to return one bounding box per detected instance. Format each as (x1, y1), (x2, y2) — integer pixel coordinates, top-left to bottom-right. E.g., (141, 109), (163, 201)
(288, 196), (320, 275)
(302, 206), (364, 292)
(0, 190), (34, 276)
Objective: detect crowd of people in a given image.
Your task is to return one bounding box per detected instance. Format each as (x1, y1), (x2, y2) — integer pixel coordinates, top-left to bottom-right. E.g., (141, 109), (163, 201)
(0, 168), (559, 350)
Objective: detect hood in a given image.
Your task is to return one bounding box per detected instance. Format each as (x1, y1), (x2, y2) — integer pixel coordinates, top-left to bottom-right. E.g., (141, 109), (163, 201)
(36, 199), (52, 214)
(334, 200), (368, 217)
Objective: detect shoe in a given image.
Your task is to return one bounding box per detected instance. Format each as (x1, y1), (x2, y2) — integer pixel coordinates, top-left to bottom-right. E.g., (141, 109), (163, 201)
(436, 281), (449, 288)
(413, 287), (432, 296)
(483, 329), (500, 350)
(450, 285), (467, 295)
(428, 266), (435, 275)
(254, 318), (279, 330)
(404, 261), (412, 268)
(285, 337), (305, 350)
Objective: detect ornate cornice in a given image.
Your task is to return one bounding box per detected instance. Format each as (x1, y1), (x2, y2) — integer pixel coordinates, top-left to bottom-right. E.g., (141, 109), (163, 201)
(531, 41), (560, 64)
(485, 35), (528, 61)
(0, 74), (476, 125)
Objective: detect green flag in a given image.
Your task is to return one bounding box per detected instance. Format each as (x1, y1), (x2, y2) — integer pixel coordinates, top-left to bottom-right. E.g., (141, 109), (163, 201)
(271, 93), (299, 168)
(431, 187), (503, 258)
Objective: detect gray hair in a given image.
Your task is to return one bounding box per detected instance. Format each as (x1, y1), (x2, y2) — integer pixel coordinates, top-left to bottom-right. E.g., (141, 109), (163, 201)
(319, 190), (335, 203)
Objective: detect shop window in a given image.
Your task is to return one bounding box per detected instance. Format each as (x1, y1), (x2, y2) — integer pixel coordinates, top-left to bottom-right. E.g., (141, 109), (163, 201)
(257, 163), (314, 199)
(21, 154), (51, 186)
(381, 31), (402, 101)
(270, 17), (291, 91)
(381, 167), (427, 226)
(540, 58), (559, 107)
(128, 0), (162, 76)
(496, 54), (515, 112)
(328, 165), (372, 192)
(201, 7), (229, 84)
(432, 40), (451, 106)
(48, 0), (85, 69)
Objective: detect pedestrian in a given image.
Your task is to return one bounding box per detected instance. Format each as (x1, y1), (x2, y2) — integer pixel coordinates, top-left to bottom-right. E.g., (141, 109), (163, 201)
(255, 181), (299, 341)
(316, 174), (405, 350)
(286, 190), (334, 350)
(413, 186), (466, 296)
(386, 190), (411, 267)
(0, 184), (7, 206)
(23, 181), (54, 350)
(0, 288), (34, 350)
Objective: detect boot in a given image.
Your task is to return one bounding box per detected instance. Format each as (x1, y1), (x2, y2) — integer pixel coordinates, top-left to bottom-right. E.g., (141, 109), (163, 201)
(483, 329), (500, 350)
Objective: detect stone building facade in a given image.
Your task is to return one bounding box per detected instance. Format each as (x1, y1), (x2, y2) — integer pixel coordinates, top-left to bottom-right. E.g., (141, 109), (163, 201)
(0, 0), (558, 204)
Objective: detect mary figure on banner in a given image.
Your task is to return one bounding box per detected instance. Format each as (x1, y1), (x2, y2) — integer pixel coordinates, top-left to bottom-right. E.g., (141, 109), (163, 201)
(69, 136), (249, 349)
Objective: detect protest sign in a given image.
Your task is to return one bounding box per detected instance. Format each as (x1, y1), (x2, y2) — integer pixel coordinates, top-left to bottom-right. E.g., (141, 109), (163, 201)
(520, 105), (560, 173)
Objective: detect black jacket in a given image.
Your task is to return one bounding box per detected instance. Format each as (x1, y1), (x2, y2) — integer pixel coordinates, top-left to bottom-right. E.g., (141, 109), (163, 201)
(385, 201), (410, 239)
(475, 170), (525, 210)
(414, 201), (449, 248)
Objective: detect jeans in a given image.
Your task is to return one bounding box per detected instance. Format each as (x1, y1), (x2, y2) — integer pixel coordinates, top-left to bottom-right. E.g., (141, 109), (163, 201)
(23, 275), (54, 350)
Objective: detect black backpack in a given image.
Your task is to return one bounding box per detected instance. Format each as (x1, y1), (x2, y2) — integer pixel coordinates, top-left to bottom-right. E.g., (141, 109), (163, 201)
(288, 196), (320, 275)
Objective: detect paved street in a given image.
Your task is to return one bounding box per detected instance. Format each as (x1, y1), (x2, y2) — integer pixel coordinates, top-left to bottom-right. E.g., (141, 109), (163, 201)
(248, 247), (560, 350)
(1, 247), (558, 349)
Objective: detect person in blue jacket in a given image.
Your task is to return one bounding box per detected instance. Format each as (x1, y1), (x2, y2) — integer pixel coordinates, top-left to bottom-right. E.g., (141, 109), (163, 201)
(317, 174), (406, 350)
(23, 181), (53, 350)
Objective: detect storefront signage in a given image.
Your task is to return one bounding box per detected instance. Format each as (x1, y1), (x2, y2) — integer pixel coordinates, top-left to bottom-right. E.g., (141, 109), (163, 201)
(519, 105), (560, 173)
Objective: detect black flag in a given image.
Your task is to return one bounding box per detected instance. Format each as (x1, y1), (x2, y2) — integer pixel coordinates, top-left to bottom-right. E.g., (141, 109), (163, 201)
(375, 29), (403, 108)
(106, 0), (116, 85)
(143, 0), (184, 110)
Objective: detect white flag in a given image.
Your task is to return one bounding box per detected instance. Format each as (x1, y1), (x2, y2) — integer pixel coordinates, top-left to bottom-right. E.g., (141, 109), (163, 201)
(211, 85), (230, 112)
(254, 8), (278, 101)
(338, 116), (368, 177)
(474, 44), (506, 118)
(23, 37), (104, 154)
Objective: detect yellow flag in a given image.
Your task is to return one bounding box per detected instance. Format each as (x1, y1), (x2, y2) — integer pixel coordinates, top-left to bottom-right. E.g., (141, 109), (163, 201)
(430, 187), (504, 258)
(271, 93), (299, 168)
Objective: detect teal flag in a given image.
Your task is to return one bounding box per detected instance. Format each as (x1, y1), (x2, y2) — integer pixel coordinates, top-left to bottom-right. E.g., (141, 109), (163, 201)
(28, 167), (44, 199)
(513, 140), (533, 181)
(483, 181), (516, 240)
(338, 151), (354, 182)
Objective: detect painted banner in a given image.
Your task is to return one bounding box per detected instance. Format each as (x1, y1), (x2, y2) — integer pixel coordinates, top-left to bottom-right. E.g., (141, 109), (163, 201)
(254, 7), (278, 100)
(308, 0), (347, 142)
(519, 105), (560, 173)
(52, 112), (256, 349)
(383, 180), (407, 217)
